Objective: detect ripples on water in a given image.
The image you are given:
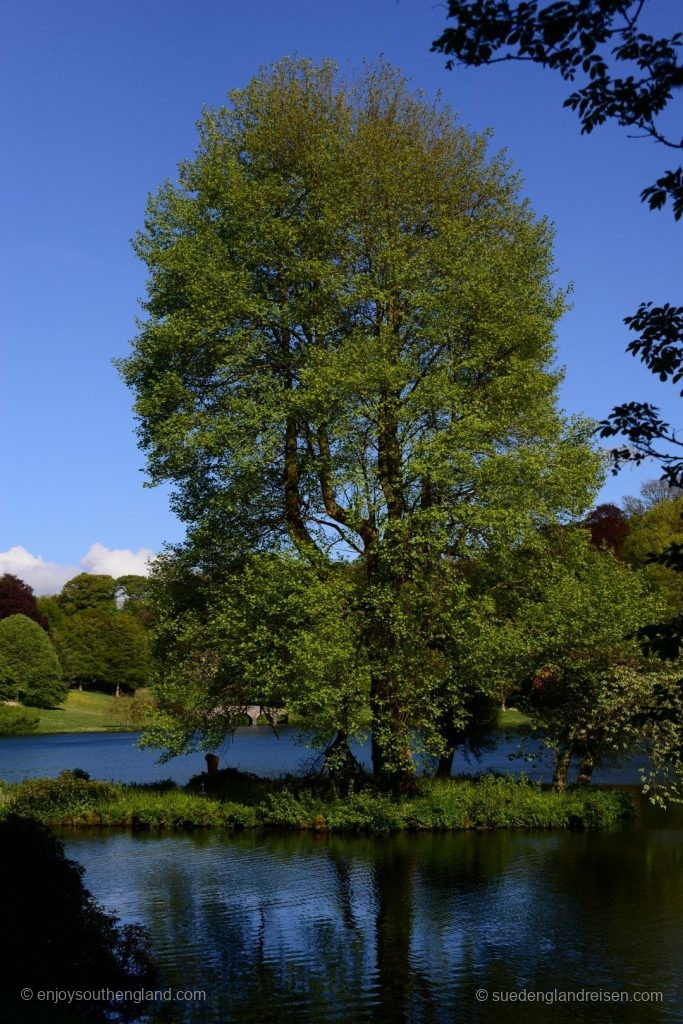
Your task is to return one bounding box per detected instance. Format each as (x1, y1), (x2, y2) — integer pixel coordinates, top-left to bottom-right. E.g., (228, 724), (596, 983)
(2, 730), (681, 1022)
(63, 800), (683, 1024)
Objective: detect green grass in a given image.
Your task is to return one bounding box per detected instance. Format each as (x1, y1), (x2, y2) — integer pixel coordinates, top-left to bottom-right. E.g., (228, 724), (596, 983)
(34, 690), (135, 734)
(27, 694), (529, 737)
(0, 768), (634, 833)
(497, 708), (532, 731)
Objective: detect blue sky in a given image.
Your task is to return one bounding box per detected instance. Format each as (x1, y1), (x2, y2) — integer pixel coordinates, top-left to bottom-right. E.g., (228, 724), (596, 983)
(1, 0), (680, 590)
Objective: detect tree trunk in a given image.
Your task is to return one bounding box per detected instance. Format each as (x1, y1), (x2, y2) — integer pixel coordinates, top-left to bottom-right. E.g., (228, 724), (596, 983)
(553, 749), (572, 790)
(435, 717), (463, 779)
(577, 750), (597, 787)
(436, 746), (456, 779)
(115, 682), (120, 698)
(369, 686), (415, 792)
(325, 730), (364, 788)
(365, 545), (415, 792)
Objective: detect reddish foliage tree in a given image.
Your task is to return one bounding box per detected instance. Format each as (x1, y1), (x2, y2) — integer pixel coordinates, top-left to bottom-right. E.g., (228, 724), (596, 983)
(584, 504), (630, 558)
(0, 574), (48, 630)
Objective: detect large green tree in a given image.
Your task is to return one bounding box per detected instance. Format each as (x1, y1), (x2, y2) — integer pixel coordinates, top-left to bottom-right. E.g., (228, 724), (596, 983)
(120, 59), (602, 786)
(0, 614), (66, 707)
(116, 574), (155, 628)
(35, 594), (65, 635)
(58, 573), (117, 615)
(55, 610), (150, 696)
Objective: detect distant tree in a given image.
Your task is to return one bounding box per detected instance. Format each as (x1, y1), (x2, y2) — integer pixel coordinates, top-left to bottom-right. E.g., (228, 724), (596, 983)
(0, 814), (155, 1022)
(35, 593), (65, 635)
(584, 503), (630, 556)
(0, 651), (16, 701)
(0, 614), (66, 707)
(622, 495), (683, 613)
(0, 704), (40, 735)
(106, 688), (156, 729)
(116, 574), (155, 628)
(56, 609), (149, 696)
(622, 477), (683, 517)
(58, 573), (117, 615)
(0, 574), (47, 629)
(107, 613), (151, 695)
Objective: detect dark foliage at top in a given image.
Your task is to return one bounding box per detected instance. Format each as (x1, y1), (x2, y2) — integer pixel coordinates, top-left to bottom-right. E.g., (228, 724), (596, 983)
(0, 573), (47, 630)
(599, 303), (683, 486)
(433, 0), (682, 217)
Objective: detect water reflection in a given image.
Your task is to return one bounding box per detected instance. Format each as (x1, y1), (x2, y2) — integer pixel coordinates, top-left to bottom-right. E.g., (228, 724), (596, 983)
(63, 799), (683, 1024)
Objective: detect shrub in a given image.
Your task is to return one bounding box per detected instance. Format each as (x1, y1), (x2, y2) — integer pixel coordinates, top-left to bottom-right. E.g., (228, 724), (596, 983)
(0, 614), (66, 707)
(9, 770), (119, 824)
(0, 770), (633, 832)
(0, 703), (40, 735)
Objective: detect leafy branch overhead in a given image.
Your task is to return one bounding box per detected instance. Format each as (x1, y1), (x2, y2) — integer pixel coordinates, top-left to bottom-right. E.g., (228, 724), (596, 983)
(433, 0), (683, 218)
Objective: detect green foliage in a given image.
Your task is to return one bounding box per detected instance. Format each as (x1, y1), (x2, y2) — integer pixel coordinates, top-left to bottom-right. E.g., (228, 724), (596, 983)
(9, 769), (119, 823)
(145, 552), (368, 757)
(0, 652), (16, 700)
(517, 535), (669, 784)
(58, 573), (117, 615)
(116, 574), (155, 628)
(35, 594), (65, 634)
(0, 614), (66, 707)
(642, 679), (683, 806)
(106, 688), (155, 729)
(622, 495), (683, 613)
(0, 771), (632, 833)
(0, 703), (40, 735)
(430, 5), (683, 760)
(55, 609), (150, 694)
(121, 57), (603, 784)
(622, 478), (683, 518)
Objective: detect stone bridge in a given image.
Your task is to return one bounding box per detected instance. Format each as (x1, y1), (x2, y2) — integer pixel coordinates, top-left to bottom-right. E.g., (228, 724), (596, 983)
(241, 705), (286, 726)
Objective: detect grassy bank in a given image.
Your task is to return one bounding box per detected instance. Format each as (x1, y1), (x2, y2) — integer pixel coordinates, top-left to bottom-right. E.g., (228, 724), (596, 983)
(497, 708), (531, 730)
(34, 690), (138, 734)
(9, 693), (530, 736)
(0, 769), (633, 833)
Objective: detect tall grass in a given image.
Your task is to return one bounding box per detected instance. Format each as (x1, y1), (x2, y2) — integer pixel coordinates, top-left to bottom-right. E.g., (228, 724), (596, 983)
(0, 769), (633, 833)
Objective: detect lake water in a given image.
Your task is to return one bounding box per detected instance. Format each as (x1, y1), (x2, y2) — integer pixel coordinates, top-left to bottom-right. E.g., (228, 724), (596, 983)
(0, 725), (649, 786)
(2, 730), (681, 1023)
(62, 805), (683, 1024)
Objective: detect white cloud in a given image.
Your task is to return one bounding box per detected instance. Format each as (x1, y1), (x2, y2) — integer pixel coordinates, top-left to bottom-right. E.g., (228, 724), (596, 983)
(0, 543), (155, 595)
(80, 543), (154, 579)
(0, 547), (76, 594)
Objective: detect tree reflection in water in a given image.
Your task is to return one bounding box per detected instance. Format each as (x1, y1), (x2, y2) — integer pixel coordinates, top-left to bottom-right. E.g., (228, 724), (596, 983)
(63, 802), (683, 1024)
